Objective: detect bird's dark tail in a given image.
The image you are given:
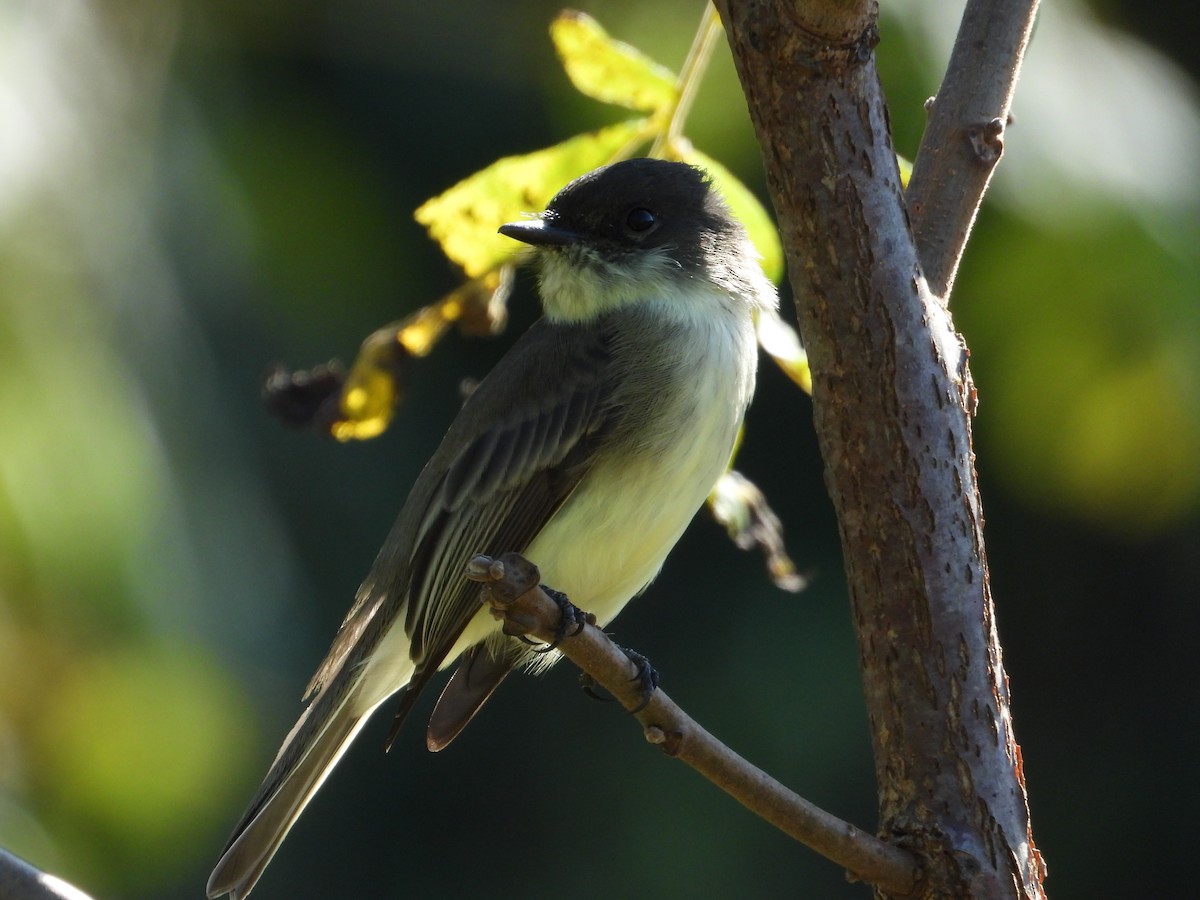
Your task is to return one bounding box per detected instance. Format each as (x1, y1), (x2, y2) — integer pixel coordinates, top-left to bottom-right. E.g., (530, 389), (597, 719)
(206, 684), (371, 899)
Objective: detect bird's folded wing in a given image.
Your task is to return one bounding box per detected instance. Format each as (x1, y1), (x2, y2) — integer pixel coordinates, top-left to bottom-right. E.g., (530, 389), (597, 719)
(304, 318), (619, 710)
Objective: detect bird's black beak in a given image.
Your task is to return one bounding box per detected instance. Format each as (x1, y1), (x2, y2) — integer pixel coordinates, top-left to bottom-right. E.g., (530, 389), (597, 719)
(498, 218), (581, 247)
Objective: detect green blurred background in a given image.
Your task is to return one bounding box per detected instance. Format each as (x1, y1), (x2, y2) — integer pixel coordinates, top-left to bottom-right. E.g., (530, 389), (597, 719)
(1, 1), (1196, 897)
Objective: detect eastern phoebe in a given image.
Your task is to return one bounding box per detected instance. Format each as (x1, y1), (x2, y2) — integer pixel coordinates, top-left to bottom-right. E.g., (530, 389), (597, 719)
(207, 158), (777, 898)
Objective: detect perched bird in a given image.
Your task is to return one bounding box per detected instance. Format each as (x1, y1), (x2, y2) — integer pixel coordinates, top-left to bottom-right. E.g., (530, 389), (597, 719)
(207, 157), (777, 898)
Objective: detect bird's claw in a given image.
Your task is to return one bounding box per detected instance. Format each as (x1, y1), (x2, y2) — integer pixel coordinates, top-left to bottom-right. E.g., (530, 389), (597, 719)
(578, 645), (660, 713)
(516, 584), (592, 652)
(619, 646), (660, 713)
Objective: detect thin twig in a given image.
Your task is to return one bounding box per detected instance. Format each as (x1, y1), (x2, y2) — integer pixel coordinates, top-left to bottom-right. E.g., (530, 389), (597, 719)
(465, 553), (923, 897)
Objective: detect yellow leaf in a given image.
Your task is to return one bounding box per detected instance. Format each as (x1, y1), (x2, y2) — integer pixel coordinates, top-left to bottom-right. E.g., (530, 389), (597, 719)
(550, 10), (678, 114)
(756, 307), (812, 394)
(394, 303), (455, 359)
(680, 147), (785, 283)
(897, 153), (913, 188)
(330, 270), (514, 442)
(396, 269), (511, 356)
(333, 327), (407, 442)
(414, 121), (646, 278)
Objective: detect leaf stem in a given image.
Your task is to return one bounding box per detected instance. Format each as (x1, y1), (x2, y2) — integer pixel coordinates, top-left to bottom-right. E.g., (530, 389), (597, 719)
(650, 3), (723, 158)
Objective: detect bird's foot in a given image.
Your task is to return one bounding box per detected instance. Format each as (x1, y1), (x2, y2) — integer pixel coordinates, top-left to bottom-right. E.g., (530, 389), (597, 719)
(579, 646), (660, 713)
(516, 585), (593, 652)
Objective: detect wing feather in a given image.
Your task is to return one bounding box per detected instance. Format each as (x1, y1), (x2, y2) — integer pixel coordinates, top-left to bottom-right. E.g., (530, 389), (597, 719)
(408, 385), (609, 663)
(307, 318), (616, 705)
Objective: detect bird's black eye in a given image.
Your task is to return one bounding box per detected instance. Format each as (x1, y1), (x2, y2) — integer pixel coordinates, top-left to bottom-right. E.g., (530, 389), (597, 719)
(625, 207), (657, 233)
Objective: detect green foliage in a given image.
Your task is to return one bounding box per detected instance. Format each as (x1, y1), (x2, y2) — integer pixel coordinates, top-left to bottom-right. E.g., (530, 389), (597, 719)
(0, 211), (256, 895)
(30, 643), (255, 891)
(219, 104), (412, 322)
(959, 207), (1200, 533)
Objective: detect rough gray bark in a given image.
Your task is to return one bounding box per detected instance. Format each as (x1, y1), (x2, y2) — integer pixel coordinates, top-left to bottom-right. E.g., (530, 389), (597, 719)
(713, 1), (1045, 896)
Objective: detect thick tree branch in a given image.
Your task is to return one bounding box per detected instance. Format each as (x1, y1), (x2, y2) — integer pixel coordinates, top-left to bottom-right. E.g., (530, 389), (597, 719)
(906, 0), (1041, 298)
(714, 0), (1044, 897)
(465, 553), (921, 896)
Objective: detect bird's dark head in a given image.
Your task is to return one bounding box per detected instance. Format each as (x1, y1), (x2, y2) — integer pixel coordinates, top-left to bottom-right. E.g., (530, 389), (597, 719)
(499, 158), (767, 322)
